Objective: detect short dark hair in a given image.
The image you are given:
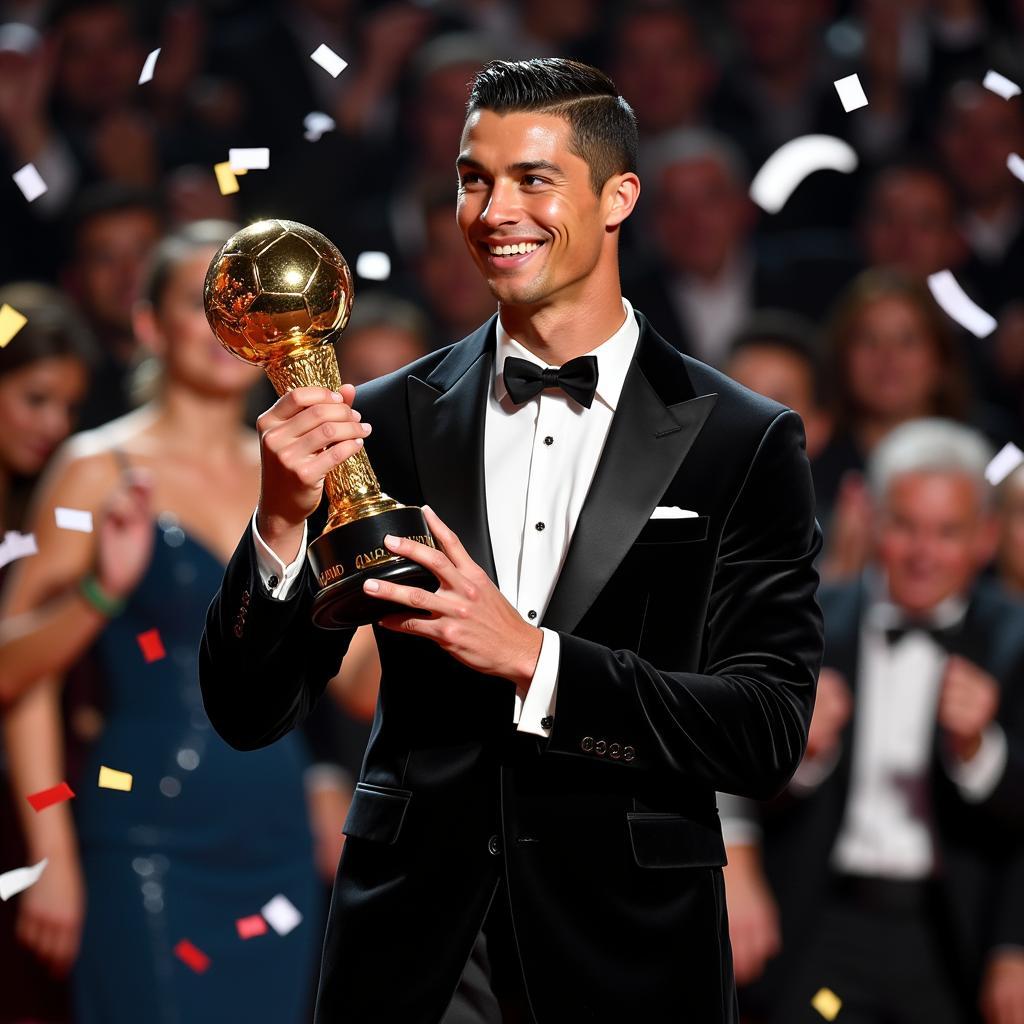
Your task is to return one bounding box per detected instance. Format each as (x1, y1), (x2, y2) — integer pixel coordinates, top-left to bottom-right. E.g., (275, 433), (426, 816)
(66, 182), (165, 254)
(465, 58), (639, 195)
(728, 309), (827, 406)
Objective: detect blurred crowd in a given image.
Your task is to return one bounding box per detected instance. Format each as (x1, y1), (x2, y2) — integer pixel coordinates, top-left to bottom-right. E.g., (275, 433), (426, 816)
(1, 0), (1024, 1022)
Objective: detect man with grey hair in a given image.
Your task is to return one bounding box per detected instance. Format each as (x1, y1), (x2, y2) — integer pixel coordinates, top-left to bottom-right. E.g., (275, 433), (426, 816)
(720, 418), (1024, 1023)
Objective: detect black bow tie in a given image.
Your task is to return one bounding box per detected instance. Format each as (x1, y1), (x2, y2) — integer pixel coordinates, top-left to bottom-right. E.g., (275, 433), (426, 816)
(502, 355), (599, 409)
(883, 620), (962, 649)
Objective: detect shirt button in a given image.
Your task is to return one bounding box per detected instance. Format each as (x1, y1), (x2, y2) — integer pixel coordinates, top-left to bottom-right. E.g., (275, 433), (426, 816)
(535, 522), (545, 531)
(488, 835), (501, 856)
(527, 610), (537, 620)
(268, 574), (280, 589)
(543, 435), (554, 446)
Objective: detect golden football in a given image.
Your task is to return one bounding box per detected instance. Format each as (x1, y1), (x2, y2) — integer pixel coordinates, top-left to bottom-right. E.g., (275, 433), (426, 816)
(203, 219), (354, 365)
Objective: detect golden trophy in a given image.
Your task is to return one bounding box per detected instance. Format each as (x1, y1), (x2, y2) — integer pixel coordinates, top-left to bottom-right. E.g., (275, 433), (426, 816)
(204, 219), (438, 628)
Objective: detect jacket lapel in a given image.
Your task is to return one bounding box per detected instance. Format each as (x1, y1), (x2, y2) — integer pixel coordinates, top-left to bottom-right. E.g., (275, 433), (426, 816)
(541, 315), (716, 634)
(407, 317), (499, 585)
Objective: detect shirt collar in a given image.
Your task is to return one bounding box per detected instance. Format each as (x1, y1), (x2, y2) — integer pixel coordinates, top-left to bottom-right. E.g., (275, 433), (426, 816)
(493, 297), (639, 412)
(863, 566), (969, 632)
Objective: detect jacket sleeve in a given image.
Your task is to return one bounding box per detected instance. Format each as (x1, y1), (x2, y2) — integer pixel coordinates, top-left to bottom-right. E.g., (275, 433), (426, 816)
(544, 409), (825, 800)
(198, 516), (355, 752)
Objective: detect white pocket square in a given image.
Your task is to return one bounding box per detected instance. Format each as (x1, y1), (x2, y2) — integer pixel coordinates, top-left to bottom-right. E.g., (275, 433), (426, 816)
(650, 506), (699, 519)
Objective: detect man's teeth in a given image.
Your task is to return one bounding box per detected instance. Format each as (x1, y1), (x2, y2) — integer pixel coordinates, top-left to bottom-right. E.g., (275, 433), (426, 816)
(488, 241), (542, 256)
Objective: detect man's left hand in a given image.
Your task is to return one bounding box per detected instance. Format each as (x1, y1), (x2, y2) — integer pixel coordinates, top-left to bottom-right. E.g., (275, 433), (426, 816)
(938, 655), (1000, 762)
(364, 506), (542, 688)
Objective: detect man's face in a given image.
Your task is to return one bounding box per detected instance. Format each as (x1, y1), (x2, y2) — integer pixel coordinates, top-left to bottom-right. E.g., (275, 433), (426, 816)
(876, 472), (996, 614)
(69, 208), (162, 338)
(456, 110), (615, 309)
(861, 171), (963, 278)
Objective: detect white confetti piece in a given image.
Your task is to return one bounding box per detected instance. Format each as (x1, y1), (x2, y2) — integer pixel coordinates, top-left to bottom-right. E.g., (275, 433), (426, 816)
(54, 507), (93, 533)
(261, 893), (302, 935)
(138, 47), (160, 85)
(303, 111), (336, 142)
(310, 43), (348, 78)
(986, 442), (1024, 485)
(984, 69), (1021, 100)
(12, 163), (47, 202)
(927, 269), (998, 338)
(0, 530), (37, 569)
(228, 148), (270, 172)
(749, 135), (858, 215)
(1008, 153), (1024, 184)
(355, 251), (391, 281)
(834, 73), (868, 112)
(0, 858), (47, 901)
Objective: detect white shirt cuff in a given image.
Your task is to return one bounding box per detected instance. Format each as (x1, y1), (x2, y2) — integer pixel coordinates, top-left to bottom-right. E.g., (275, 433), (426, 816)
(945, 723), (1007, 803)
(514, 627), (558, 737)
(251, 510), (307, 600)
(788, 745), (842, 794)
(718, 792), (763, 846)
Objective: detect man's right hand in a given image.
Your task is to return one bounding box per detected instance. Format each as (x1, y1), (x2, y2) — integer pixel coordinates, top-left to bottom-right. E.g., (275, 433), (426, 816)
(255, 385), (372, 562)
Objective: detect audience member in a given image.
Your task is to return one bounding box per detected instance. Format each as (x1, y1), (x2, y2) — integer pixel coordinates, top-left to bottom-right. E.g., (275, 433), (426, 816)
(0, 222), (327, 1022)
(994, 464), (1024, 598)
(723, 419), (1024, 1024)
(60, 183), (163, 428)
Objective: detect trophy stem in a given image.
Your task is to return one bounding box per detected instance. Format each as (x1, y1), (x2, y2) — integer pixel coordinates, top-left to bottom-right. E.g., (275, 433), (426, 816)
(265, 347), (400, 529)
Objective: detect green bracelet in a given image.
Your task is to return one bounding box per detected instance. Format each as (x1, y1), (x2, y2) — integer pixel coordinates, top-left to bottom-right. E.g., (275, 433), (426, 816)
(78, 574), (126, 618)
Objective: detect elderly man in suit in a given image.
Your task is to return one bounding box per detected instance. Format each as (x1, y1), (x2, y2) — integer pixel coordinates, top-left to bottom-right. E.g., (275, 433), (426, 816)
(199, 58), (824, 1023)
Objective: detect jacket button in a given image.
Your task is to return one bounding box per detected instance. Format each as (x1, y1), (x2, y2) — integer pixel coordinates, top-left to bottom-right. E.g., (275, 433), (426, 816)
(242, 590), (250, 605)
(540, 715), (554, 730)
(595, 739), (607, 756)
(609, 742), (621, 759)
(623, 746), (636, 763)
(488, 835), (501, 856)
(581, 736), (594, 753)
(234, 623), (243, 638)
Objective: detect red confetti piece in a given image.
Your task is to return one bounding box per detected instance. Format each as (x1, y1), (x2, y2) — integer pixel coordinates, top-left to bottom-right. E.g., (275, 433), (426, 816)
(236, 914), (268, 940)
(26, 781), (75, 812)
(137, 629), (166, 663)
(174, 939), (210, 973)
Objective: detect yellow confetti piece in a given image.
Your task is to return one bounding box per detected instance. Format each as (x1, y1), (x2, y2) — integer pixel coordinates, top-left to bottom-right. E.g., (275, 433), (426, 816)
(214, 161), (246, 196)
(0, 304), (27, 348)
(98, 765), (133, 792)
(811, 987), (842, 1021)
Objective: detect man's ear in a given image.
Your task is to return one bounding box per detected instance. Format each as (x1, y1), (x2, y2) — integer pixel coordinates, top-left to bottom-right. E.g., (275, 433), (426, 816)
(132, 301), (164, 359)
(605, 172), (641, 229)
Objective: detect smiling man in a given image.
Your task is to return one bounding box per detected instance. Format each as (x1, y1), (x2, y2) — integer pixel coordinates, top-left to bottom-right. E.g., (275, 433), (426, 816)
(200, 58), (824, 1023)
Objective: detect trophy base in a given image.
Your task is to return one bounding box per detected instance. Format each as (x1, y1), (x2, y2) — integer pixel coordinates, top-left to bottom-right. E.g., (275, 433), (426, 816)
(307, 505), (440, 629)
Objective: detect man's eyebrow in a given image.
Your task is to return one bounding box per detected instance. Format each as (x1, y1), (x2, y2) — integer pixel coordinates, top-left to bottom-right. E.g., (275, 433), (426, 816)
(456, 156), (565, 176)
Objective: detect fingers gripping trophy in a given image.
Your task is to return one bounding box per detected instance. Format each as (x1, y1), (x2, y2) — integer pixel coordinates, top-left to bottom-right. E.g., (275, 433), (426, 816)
(204, 219), (438, 628)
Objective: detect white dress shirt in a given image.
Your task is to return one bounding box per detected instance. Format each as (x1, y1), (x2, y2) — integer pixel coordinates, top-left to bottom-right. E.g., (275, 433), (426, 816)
(253, 298), (641, 739)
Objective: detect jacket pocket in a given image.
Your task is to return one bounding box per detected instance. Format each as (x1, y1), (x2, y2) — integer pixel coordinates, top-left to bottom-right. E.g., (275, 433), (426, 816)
(342, 782), (412, 844)
(634, 515), (709, 545)
(626, 812), (727, 869)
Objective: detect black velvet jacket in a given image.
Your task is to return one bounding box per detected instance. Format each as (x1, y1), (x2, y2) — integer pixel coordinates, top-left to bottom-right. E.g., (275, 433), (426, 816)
(199, 312), (825, 1023)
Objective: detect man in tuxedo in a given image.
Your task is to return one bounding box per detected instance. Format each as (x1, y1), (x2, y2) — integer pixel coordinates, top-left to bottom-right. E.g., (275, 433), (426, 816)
(720, 418), (1024, 1024)
(199, 57), (824, 1023)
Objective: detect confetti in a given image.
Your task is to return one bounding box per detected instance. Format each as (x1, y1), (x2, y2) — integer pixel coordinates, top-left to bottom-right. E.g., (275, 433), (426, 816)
(261, 894), (302, 935)
(214, 161), (246, 196)
(98, 765), (133, 792)
(12, 163), (47, 202)
(811, 987), (842, 1020)
(833, 73), (868, 112)
(174, 939), (210, 973)
(983, 69), (1021, 100)
(0, 303), (27, 347)
(310, 43), (348, 78)
(137, 628), (166, 663)
(303, 111), (336, 142)
(0, 858), (48, 901)
(355, 251), (391, 281)
(1008, 153), (1024, 184)
(228, 148), (269, 172)
(26, 781), (75, 812)
(138, 47), (160, 85)
(54, 506), (93, 532)
(0, 530), (37, 569)
(749, 135), (858, 214)
(927, 269), (998, 338)
(986, 442), (1024, 485)
(236, 914), (268, 939)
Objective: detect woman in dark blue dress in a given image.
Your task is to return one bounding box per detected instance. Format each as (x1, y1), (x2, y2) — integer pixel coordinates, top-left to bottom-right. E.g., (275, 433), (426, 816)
(0, 221), (323, 1022)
